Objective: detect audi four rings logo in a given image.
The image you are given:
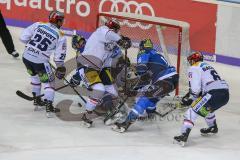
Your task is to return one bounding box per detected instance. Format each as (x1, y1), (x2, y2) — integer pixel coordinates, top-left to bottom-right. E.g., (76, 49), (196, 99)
(99, 0), (155, 30)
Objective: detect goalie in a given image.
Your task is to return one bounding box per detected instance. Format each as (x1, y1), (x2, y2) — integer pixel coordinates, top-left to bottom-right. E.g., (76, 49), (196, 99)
(112, 38), (179, 133)
(69, 19), (131, 127)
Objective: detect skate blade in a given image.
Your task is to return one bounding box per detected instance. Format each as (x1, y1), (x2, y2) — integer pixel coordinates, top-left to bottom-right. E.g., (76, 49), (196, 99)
(104, 113), (122, 126)
(201, 132), (217, 137)
(34, 106), (45, 111)
(104, 118), (116, 126)
(46, 112), (54, 118)
(173, 139), (186, 147)
(111, 125), (126, 133)
(80, 121), (93, 128)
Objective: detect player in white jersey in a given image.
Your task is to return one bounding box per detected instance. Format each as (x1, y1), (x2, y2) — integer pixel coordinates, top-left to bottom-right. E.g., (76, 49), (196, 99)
(70, 19), (131, 127)
(20, 11), (67, 117)
(174, 51), (229, 146)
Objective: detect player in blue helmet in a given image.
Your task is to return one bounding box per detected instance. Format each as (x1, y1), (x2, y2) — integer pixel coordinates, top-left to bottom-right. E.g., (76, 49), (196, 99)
(112, 38), (179, 133)
(72, 34), (86, 66)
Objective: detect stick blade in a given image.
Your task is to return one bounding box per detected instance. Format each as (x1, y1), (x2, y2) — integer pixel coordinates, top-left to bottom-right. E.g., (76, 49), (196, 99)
(16, 90), (34, 101)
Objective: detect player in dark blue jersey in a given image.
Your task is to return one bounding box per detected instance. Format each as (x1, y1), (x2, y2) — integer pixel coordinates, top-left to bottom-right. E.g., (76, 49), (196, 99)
(112, 38), (179, 133)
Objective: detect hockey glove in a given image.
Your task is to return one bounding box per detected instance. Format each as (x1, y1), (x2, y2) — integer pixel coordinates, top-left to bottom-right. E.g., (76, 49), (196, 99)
(180, 91), (200, 106)
(69, 73), (81, 87)
(117, 36), (132, 49)
(55, 66), (66, 79)
(181, 96), (193, 106)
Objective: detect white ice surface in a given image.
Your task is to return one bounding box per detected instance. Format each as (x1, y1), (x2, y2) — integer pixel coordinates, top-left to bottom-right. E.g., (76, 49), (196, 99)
(0, 26), (240, 160)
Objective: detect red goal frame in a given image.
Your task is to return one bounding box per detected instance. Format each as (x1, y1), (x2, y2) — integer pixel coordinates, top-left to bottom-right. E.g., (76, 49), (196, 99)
(97, 12), (186, 95)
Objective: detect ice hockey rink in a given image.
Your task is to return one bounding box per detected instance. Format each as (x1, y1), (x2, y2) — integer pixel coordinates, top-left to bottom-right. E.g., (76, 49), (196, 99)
(0, 26), (240, 160)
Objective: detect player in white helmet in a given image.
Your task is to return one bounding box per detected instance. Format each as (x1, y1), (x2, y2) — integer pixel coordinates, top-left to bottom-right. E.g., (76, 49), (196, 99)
(20, 10), (67, 117)
(174, 51), (229, 146)
(70, 19), (131, 127)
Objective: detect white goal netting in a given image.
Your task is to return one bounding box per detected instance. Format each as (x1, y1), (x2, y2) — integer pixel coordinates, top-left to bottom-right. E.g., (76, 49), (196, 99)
(97, 12), (191, 95)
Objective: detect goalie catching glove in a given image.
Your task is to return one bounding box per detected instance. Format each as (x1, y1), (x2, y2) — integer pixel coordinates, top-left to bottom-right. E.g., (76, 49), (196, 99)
(55, 66), (66, 79)
(117, 36), (132, 49)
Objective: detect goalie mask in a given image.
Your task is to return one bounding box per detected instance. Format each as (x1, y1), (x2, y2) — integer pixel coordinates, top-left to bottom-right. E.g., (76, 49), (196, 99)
(187, 51), (203, 65)
(105, 19), (120, 33)
(139, 38), (153, 51)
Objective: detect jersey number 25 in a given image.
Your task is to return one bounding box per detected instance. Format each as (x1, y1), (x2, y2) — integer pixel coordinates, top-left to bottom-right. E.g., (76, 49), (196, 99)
(29, 34), (52, 51)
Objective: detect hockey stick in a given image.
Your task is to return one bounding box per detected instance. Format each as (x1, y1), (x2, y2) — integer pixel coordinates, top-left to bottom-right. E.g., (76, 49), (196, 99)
(103, 47), (133, 122)
(50, 63), (87, 103)
(16, 84), (69, 101)
(103, 95), (129, 123)
(124, 49), (128, 95)
(153, 99), (185, 117)
(153, 107), (177, 118)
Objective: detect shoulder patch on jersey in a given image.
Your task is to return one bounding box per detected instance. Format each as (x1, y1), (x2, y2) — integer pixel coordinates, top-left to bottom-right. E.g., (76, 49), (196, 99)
(200, 62), (207, 68)
(39, 21), (48, 24)
(59, 30), (65, 37)
(192, 62), (201, 67)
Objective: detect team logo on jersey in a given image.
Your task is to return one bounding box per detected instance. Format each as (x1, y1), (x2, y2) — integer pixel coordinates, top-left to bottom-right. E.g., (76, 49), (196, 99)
(99, 0), (155, 30)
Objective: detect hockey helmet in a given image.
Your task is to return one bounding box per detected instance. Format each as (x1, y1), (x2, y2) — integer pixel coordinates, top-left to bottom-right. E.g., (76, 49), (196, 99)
(187, 51), (203, 65)
(139, 38), (153, 50)
(49, 10), (64, 27)
(105, 19), (120, 32)
(72, 34), (86, 52)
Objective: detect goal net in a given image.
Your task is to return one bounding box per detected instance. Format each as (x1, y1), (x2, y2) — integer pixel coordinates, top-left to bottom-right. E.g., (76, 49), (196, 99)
(97, 12), (191, 95)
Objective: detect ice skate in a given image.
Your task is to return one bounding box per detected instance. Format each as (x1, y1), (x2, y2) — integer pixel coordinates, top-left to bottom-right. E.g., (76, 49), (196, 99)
(173, 128), (191, 147)
(80, 112), (93, 128)
(11, 51), (19, 58)
(45, 100), (60, 118)
(200, 120), (218, 136)
(33, 92), (45, 111)
(111, 121), (132, 133)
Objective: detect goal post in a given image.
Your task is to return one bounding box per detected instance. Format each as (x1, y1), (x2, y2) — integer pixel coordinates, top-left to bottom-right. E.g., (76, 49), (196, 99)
(97, 12), (191, 95)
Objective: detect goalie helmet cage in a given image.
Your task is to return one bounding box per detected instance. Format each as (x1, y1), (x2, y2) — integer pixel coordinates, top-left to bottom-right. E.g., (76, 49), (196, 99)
(97, 12), (191, 95)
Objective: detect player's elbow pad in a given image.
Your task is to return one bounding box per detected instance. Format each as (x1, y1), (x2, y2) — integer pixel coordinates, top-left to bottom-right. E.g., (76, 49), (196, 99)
(19, 37), (28, 44)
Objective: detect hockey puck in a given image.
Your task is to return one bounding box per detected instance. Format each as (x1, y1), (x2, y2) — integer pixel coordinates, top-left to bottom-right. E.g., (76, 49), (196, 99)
(78, 103), (82, 107)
